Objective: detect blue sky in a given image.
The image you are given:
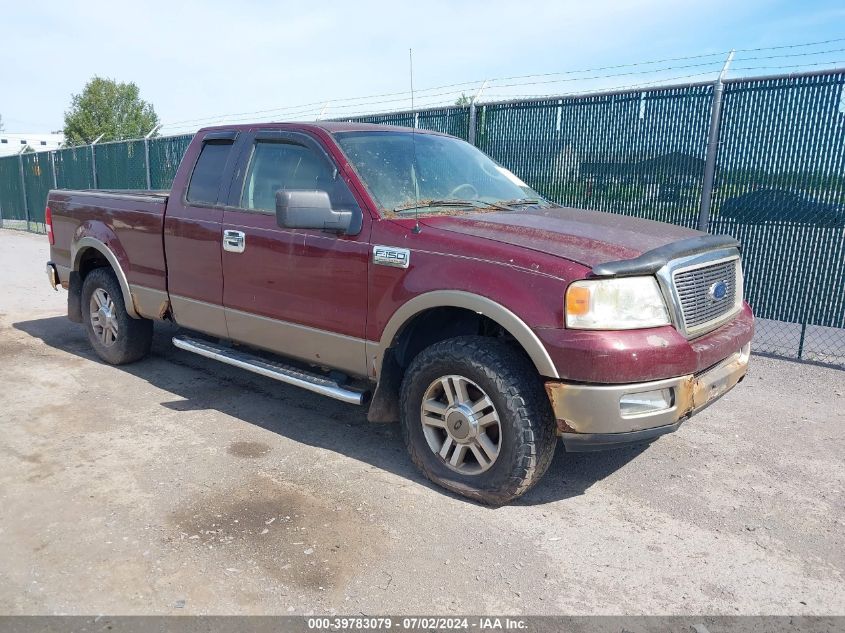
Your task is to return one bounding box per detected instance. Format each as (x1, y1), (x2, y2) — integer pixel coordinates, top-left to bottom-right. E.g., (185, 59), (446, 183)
(2, 0), (844, 135)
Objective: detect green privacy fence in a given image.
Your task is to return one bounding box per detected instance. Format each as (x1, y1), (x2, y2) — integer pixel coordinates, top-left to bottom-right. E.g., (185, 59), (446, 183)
(148, 133), (193, 189)
(474, 84), (714, 229)
(1, 70), (843, 365)
(55, 145), (95, 190)
(21, 152), (53, 223)
(0, 153), (26, 221)
(0, 133), (194, 230)
(346, 106), (470, 141)
(708, 72), (845, 363)
(93, 139), (147, 189)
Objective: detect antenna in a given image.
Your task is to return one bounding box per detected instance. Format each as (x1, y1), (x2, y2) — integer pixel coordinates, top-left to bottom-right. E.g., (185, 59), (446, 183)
(410, 48), (421, 234)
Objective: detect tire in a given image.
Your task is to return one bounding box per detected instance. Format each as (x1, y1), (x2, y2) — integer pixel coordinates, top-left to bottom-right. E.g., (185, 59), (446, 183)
(81, 267), (153, 365)
(400, 336), (557, 505)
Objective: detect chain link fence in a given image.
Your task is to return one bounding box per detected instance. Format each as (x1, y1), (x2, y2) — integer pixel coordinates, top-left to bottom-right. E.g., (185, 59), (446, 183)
(1, 69), (843, 366)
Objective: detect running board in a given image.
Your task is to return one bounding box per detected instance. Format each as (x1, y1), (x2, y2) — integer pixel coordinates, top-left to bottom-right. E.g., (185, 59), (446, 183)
(172, 335), (367, 405)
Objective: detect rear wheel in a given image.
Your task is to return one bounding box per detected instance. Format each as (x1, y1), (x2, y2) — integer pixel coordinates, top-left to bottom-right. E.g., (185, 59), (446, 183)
(81, 267), (153, 365)
(400, 336), (557, 505)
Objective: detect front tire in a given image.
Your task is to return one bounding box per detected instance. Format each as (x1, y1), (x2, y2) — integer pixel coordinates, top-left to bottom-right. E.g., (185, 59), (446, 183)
(81, 267), (153, 365)
(400, 336), (557, 505)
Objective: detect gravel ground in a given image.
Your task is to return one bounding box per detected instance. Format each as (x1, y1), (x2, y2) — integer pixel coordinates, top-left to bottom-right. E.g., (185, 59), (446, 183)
(0, 227), (843, 615)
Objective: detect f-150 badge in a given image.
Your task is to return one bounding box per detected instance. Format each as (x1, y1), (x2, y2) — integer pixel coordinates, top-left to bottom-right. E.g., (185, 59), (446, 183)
(373, 246), (410, 269)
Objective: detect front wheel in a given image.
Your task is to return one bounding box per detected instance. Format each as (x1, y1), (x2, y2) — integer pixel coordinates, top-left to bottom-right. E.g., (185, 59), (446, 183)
(81, 267), (153, 365)
(400, 336), (557, 505)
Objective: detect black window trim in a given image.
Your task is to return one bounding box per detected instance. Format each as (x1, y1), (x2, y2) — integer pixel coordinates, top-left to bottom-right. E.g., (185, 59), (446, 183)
(223, 130), (343, 215)
(183, 131), (243, 208)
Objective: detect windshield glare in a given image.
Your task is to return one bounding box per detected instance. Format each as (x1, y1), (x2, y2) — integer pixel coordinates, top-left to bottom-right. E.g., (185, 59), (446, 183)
(334, 131), (547, 215)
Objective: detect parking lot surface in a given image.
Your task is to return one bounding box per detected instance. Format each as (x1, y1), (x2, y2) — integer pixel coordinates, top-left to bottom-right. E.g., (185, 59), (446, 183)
(0, 228), (843, 615)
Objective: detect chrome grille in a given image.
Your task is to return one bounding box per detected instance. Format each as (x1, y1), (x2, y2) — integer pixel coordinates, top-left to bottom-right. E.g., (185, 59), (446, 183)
(673, 258), (739, 334)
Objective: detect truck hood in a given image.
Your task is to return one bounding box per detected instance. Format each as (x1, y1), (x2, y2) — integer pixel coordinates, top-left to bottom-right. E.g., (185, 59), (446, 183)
(420, 206), (701, 268)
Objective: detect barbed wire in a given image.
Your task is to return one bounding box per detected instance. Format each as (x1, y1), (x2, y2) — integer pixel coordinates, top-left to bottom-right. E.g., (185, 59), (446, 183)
(160, 37), (845, 132)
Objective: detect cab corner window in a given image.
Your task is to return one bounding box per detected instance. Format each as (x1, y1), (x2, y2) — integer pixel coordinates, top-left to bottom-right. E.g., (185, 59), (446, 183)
(186, 140), (234, 205)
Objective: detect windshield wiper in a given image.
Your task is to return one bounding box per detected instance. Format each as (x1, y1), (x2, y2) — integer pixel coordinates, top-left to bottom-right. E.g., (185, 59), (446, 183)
(394, 199), (511, 214)
(495, 198), (545, 207)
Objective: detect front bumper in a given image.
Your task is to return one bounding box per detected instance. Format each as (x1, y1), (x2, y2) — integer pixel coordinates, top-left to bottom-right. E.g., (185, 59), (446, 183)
(546, 343), (751, 451)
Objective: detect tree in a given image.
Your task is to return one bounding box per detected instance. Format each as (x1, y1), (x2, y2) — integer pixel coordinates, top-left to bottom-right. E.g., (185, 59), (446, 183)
(455, 93), (472, 107)
(63, 77), (159, 145)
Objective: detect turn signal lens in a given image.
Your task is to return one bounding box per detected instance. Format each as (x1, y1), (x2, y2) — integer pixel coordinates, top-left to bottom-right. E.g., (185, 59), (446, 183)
(565, 285), (591, 316)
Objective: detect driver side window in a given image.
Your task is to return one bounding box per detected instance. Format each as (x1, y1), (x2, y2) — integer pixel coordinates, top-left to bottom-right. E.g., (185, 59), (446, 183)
(240, 141), (337, 212)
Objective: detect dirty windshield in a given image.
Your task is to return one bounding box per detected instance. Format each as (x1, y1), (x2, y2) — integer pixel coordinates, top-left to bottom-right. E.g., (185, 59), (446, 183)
(334, 130), (550, 216)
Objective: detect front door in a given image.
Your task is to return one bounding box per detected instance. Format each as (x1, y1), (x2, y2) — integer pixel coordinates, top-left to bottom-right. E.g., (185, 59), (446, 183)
(221, 129), (370, 377)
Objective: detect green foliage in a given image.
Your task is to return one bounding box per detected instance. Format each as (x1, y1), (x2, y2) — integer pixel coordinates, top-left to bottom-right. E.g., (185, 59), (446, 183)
(63, 77), (159, 145)
(454, 93), (472, 107)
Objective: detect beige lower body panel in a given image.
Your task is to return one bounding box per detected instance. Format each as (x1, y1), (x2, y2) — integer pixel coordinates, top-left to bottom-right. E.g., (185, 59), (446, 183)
(546, 344), (751, 436)
(224, 308), (367, 378)
(130, 285), (170, 321)
(56, 264), (72, 289)
(170, 295), (229, 339)
(168, 296), (369, 378)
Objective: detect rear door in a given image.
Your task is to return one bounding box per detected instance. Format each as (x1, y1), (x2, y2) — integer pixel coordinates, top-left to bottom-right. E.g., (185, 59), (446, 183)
(220, 129), (371, 377)
(164, 130), (242, 338)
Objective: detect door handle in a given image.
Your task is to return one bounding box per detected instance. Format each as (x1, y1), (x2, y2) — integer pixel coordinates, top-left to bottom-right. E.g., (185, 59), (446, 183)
(223, 230), (245, 253)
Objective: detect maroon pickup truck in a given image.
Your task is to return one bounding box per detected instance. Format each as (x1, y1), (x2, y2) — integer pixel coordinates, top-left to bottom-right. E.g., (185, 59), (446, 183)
(45, 122), (753, 503)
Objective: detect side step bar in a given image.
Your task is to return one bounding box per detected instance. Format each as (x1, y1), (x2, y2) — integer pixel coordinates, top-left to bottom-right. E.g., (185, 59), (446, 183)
(172, 335), (367, 405)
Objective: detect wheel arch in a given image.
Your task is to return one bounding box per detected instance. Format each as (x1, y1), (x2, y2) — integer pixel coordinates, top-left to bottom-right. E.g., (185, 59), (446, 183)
(374, 291), (559, 379)
(366, 291), (559, 424)
(71, 237), (139, 319)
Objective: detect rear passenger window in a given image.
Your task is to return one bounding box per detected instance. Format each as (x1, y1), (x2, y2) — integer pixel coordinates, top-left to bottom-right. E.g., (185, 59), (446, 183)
(186, 140), (233, 205)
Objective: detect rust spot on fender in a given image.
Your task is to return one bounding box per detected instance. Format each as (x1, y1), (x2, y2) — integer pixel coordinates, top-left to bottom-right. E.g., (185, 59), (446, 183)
(158, 300), (171, 320)
(555, 418), (578, 435)
(545, 383), (578, 435)
(675, 375), (695, 418)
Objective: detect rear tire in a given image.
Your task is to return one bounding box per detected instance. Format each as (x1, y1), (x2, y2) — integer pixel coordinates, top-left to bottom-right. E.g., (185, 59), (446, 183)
(400, 336), (557, 505)
(81, 267), (153, 365)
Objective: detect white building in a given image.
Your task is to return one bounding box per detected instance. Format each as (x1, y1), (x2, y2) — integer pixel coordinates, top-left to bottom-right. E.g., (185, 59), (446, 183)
(0, 132), (65, 158)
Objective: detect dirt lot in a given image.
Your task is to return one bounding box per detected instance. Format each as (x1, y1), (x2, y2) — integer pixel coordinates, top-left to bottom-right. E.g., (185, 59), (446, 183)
(0, 227), (843, 615)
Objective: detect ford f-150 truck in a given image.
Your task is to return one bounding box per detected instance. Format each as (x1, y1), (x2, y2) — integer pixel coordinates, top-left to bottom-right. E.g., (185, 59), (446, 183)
(45, 122), (754, 504)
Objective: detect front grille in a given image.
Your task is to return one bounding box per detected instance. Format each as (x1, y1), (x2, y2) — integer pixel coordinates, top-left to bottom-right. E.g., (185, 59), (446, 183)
(673, 258), (739, 334)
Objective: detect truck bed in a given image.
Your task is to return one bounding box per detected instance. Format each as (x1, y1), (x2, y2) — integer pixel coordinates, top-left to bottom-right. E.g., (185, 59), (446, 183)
(48, 188), (170, 316)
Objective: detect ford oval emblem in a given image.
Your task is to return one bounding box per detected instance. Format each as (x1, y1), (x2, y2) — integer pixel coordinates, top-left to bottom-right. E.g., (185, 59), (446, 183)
(709, 281), (728, 301)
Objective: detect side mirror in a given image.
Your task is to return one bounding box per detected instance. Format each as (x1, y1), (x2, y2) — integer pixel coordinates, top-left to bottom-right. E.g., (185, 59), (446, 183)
(275, 190), (353, 233)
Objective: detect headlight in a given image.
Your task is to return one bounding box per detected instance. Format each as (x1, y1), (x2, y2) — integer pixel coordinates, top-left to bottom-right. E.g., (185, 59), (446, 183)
(565, 277), (670, 329)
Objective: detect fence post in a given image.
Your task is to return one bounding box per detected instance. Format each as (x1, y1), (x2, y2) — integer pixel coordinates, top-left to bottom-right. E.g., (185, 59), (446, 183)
(18, 151), (30, 226)
(50, 151), (58, 189)
(468, 80), (488, 146)
(144, 124), (162, 190)
(697, 51), (734, 232)
(144, 139), (152, 190)
(90, 134), (104, 188)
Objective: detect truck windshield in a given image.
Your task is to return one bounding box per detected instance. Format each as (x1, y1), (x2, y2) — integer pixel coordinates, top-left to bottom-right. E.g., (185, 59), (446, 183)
(333, 131), (550, 216)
